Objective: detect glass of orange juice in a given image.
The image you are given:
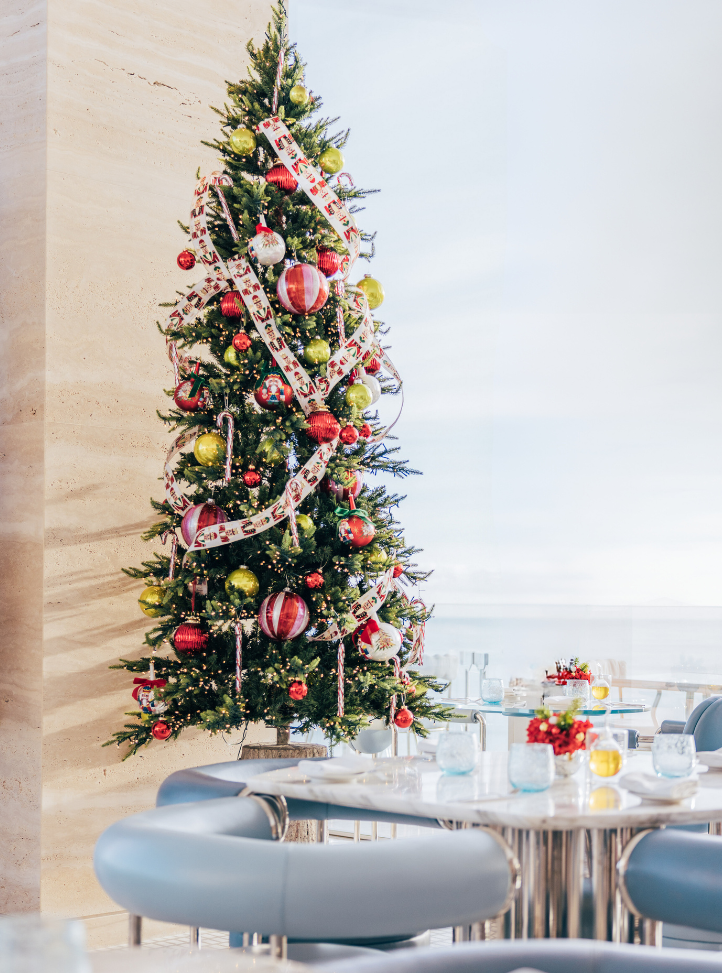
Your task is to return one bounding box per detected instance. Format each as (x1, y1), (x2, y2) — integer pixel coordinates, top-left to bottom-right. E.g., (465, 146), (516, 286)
(587, 727), (627, 779)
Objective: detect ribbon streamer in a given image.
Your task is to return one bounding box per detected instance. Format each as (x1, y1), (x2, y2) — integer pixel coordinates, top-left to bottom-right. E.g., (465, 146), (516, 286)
(337, 641), (345, 717)
(216, 410), (235, 485)
(160, 531), (178, 580)
(310, 568), (396, 642)
(235, 621), (243, 694)
(164, 426), (202, 513)
(334, 281), (346, 345)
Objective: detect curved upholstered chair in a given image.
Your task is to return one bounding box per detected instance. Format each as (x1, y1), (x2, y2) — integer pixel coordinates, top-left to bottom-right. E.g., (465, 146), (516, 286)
(659, 695), (722, 750)
(619, 828), (722, 951)
(94, 795), (515, 960)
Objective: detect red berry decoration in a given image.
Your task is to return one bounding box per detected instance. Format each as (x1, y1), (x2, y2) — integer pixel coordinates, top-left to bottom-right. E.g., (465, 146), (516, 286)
(152, 720), (172, 741)
(394, 707), (414, 729)
(177, 249), (196, 270)
(233, 332), (252, 352)
(316, 247), (341, 278)
(340, 424), (359, 445)
(254, 368), (293, 409)
(277, 263), (330, 315)
(266, 162), (298, 194)
(392, 564), (404, 578)
(359, 423), (372, 439)
(337, 497), (375, 548)
(221, 291), (243, 317)
(243, 468), (262, 488)
(306, 410), (341, 444)
(180, 501), (228, 547)
(289, 681), (308, 701)
(258, 590), (309, 641)
(172, 619), (209, 654)
(305, 571), (325, 589)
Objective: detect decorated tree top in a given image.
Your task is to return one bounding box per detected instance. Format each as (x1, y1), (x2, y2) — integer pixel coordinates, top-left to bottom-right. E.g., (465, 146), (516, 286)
(107, 5), (450, 758)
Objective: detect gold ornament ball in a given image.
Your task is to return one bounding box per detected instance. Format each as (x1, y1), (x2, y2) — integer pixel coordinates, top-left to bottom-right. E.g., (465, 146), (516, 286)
(296, 513), (314, 534)
(139, 585), (165, 617)
(229, 127), (256, 155)
(357, 275), (384, 310)
(194, 432), (226, 467)
(289, 84), (309, 106)
(346, 383), (374, 410)
(303, 338), (331, 365)
(225, 566), (260, 598)
(224, 345), (241, 368)
(319, 147), (344, 174)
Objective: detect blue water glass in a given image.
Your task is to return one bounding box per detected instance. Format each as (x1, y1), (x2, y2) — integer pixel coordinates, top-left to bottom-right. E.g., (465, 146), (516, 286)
(436, 732), (478, 775)
(508, 742), (555, 792)
(652, 733), (696, 778)
(481, 678), (504, 703)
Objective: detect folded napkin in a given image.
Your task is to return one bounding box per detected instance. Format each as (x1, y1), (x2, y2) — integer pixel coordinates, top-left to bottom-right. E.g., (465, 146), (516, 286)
(543, 695), (575, 710)
(297, 755), (373, 779)
(619, 772), (698, 802)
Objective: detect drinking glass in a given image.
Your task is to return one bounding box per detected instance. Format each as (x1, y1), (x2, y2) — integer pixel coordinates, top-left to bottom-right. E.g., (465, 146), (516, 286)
(481, 678), (504, 703)
(591, 673), (612, 702)
(508, 742), (555, 792)
(436, 732), (478, 775)
(653, 733), (696, 778)
(587, 727), (627, 778)
(564, 679), (589, 702)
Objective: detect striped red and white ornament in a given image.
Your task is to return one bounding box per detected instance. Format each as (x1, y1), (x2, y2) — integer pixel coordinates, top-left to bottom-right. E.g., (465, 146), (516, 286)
(180, 501), (228, 547)
(258, 589), (309, 641)
(276, 263), (329, 315)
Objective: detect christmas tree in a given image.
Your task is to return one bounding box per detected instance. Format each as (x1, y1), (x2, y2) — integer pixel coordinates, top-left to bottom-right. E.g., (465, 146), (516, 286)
(107, 5), (449, 757)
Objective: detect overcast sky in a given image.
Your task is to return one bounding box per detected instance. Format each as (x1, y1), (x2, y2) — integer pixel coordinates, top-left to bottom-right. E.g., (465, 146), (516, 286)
(291, 0), (722, 609)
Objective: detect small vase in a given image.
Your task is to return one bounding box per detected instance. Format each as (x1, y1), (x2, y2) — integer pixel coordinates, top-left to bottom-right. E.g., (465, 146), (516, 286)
(554, 750), (584, 778)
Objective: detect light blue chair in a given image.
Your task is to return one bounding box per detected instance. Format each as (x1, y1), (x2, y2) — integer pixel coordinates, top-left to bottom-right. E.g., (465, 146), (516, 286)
(659, 695), (722, 750)
(94, 794), (516, 963)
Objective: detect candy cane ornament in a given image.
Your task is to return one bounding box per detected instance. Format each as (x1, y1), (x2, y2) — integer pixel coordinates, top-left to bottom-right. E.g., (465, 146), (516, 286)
(216, 410), (235, 485)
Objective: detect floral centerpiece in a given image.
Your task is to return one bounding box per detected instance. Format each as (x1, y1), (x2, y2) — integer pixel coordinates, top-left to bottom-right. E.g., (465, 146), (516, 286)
(545, 657), (591, 685)
(527, 699), (593, 776)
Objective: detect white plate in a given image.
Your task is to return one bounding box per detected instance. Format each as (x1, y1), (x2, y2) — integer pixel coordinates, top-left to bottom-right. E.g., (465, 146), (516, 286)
(302, 770), (368, 783)
(697, 752), (722, 769)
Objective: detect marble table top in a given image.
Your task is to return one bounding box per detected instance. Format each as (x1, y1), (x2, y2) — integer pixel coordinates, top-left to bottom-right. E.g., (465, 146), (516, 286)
(474, 702), (647, 718)
(246, 752), (722, 831)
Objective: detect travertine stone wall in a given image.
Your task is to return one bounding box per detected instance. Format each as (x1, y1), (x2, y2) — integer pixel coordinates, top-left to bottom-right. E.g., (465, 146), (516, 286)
(1, 0), (275, 944)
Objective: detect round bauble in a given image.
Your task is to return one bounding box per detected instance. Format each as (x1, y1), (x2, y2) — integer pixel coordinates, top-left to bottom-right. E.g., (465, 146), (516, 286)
(139, 585), (165, 617)
(392, 564), (404, 578)
(305, 410), (341, 444)
(340, 424), (359, 445)
(229, 127), (256, 155)
(177, 250), (196, 271)
(354, 618), (402, 661)
(322, 469), (363, 502)
(135, 683), (167, 716)
(277, 263), (329, 315)
(254, 369), (293, 409)
(289, 680), (308, 701)
(181, 501), (228, 547)
(221, 291), (243, 317)
(174, 379), (206, 412)
(193, 432), (226, 467)
(151, 720), (172, 741)
(394, 707), (414, 729)
(360, 373), (381, 404)
(266, 163), (298, 194)
(316, 247), (341, 278)
(305, 571), (324, 589)
(357, 275), (384, 310)
(303, 337), (331, 365)
(359, 423), (372, 439)
(225, 566), (260, 599)
(173, 618), (209, 654)
(258, 590), (309, 641)
(248, 225), (286, 266)
(295, 513), (314, 535)
(224, 345), (241, 368)
(319, 147), (344, 174)
(346, 382), (373, 410)
(289, 84), (309, 105)
(363, 356), (381, 374)
(232, 332), (252, 352)
(338, 507), (375, 548)
(242, 468), (262, 488)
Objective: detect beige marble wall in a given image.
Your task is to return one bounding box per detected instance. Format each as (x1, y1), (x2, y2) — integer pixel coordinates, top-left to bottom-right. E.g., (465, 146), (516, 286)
(1, 0), (275, 945)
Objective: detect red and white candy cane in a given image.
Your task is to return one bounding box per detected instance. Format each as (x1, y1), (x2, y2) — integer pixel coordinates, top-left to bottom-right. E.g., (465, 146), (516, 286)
(388, 656), (403, 726)
(214, 185), (240, 244)
(334, 280), (346, 345)
(168, 341), (181, 385)
(271, 29), (285, 114)
(337, 641), (345, 717)
(216, 410), (235, 484)
(285, 482), (299, 547)
(160, 531), (178, 581)
(235, 620), (243, 694)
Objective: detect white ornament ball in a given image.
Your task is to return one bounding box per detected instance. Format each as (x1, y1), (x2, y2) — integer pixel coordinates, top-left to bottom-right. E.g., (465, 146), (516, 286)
(357, 620), (402, 661)
(360, 372), (381, 404)
(248, 226), (286, 266)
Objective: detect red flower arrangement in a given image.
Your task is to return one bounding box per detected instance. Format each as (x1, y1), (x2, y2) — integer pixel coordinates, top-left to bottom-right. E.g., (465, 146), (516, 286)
(527, 699), (593, 756)
(545, 656), (591, 685)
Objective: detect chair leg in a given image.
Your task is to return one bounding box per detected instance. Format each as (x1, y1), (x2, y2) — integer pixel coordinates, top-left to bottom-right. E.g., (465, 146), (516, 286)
(190, 927), (201, 948)
(269, 935), (287, 959)
(128, 914), (142, 947)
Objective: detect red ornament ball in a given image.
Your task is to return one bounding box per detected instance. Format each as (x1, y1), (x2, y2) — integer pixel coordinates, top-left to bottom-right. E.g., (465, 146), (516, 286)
(289, 681), (308, 701)
(359, 423), (372, 439)
(316, 247), (341, 278)
(181, 501), (227, 547)
(177, 249), (196, 270)
(392, 564), (404, 578)
(277, 263), (329, 316)
(338, 501), (375, 548)
(254, 369), (293, 409)
(173, 619), (209, 654)
(394, 707), (414, 729)
(233, 332), (252, 352)
(266, 163), (298, 194)
(305, 571), (325, 589)
(364, 357), (381, 374)
(306, 410), (341, 444)
(340, 424), (359, 445)
(221, 291), (243, 317)
(243, 468), (262, 488)
(258, 590), (309, 641)
(174, 379), (206, 412)
(152, 720), (172, 741)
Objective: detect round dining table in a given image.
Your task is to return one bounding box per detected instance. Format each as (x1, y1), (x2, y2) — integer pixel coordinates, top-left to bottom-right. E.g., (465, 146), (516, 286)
(245, 751), (722, 946)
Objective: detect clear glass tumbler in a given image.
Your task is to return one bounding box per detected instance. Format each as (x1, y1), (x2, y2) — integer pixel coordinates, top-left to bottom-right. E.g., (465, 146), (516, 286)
(564, 679), (590, 703)
(508, 742), (555, 792)
(481, 678), (504, 703)
(652, 733), (696, 778)
(436, 732), (478, 775)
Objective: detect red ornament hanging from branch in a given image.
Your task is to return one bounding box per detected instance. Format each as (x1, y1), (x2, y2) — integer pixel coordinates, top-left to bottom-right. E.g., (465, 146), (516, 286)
(266, 163), (298, 194)
(177, 249), (196, 270)
(305, 410), (341, 444)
